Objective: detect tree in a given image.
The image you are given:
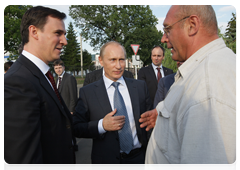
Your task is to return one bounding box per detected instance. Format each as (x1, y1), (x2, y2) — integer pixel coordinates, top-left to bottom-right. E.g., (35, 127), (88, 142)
(4, 5), (33, 59)
(225, 13), (236, 53)
(69, 5), (159, 66)
(125, 28), (165, 66)
(82, 49), (94, 73)
(162, 49), (177, 72)
(61, 22), (81, 76)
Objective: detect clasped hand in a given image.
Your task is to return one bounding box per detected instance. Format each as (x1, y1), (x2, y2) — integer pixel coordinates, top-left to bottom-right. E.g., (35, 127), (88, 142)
(102, 109), (125, 131)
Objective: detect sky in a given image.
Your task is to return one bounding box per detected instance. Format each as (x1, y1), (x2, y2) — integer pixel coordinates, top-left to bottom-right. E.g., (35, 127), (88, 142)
(38, 4), (236, 55)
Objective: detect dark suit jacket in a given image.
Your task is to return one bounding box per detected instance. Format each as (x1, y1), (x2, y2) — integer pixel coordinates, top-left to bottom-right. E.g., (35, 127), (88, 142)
(153, 73), (176, 108)
(57, 73), (77, 112)
(4, 55), (75, 164)
(83, 67), (134, 86)
(137, 64), (173, 103)
(73, 77), (152, 164)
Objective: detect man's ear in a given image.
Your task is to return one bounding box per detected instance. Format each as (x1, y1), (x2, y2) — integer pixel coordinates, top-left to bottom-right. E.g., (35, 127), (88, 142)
(99, 56), (104, 66)
(28, 25), (39, 40)
(187, 15), (200, 36)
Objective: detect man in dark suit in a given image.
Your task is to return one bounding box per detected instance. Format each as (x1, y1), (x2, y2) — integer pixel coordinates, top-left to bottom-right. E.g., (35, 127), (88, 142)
(73, 41), (152, 164)
(138, 46), (173, 103)
(153, 61), (183, 107)
(4, 6), (75, 164)
(53, 59), (77, 115)
(153, 73), (175, 107)
(83, 67), (133, 86)
(53, 59), (78, 151)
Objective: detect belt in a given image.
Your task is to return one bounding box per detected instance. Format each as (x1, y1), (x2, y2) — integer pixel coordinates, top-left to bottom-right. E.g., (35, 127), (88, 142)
(120, 148), (142, 159)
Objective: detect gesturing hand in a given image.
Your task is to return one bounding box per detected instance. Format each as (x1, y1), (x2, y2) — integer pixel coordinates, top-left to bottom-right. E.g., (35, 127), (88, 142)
(139, 109), (158, 131)
(102, 109), (125, 131)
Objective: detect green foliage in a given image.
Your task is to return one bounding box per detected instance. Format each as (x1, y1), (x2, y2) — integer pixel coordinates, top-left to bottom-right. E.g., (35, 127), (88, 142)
(61, 22), (94, 75)
(61, 22), (81, 73)
(4, 5), (33, 59)
(224, 13), (236, 53)
(82, 49), (94, 70)
(69, 5), (160, 66)
(162, 48), (177, 73)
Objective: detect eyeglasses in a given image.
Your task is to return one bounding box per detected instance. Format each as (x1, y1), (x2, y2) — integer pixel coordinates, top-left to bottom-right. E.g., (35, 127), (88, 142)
(163, 16), (190, 36)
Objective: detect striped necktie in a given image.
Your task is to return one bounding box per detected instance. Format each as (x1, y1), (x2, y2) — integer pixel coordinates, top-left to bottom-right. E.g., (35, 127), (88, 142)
(46, 71), (62, 105)
(112, 82), (133, 154)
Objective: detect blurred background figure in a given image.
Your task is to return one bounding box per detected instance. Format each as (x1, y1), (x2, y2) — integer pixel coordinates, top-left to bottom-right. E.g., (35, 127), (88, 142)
(138, 45), (173, 103)
(4, 61), (13, 73)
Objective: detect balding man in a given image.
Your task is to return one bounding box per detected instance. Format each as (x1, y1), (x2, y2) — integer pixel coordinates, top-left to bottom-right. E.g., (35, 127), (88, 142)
(139, 5), (235, 164)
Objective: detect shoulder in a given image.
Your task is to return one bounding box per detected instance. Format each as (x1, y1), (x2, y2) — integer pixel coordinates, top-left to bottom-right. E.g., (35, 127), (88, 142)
(82, 77), (103, 90)
(87, 68), (102, 77)
(123, 70), (133, 78)
(139, 65), (152, 71)
(163, 66), (173, 72)
(125, 77), (146, 87)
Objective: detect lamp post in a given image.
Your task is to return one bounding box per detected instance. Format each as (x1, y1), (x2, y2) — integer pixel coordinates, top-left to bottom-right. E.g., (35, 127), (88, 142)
(80, 33), (83, 78)
(79, 28), (88, 78)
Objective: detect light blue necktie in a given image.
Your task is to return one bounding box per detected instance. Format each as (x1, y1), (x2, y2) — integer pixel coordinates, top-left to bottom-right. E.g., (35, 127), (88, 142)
(112, 82), (133, 154)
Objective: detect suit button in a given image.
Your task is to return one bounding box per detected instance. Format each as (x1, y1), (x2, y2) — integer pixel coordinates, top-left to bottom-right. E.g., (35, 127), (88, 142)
(116, 137), (119, 141)
(116, 157), (119, 160)
(66, 125), (71, 129)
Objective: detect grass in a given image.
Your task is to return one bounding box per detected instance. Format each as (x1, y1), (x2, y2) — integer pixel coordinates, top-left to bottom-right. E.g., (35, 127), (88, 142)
(75, 76), (85, 85)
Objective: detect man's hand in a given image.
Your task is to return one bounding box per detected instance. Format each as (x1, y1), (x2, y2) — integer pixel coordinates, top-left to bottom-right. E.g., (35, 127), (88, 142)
(103, 109), (125, 131)
(139, 109), (158, 131)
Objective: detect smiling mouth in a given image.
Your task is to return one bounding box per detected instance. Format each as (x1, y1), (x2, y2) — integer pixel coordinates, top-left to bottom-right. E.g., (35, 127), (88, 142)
(56, 48), (62, 51)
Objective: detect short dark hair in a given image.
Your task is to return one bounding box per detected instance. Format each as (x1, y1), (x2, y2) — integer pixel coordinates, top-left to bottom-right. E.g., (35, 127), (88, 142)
(20, 6), (66, 46)
(151, 45), (165, 56)
(53, 59), (64, 67)
(4, 61), (14, 72)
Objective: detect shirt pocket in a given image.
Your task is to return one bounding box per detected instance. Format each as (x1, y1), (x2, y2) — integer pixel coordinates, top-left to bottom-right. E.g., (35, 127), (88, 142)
(154, 106), (170, 153)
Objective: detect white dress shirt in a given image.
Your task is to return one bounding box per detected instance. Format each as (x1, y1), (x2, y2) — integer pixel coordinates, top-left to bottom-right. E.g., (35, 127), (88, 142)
(57, 71), (65, 88)
(98, 74), (141, 150)
(152, 63), (164, 79)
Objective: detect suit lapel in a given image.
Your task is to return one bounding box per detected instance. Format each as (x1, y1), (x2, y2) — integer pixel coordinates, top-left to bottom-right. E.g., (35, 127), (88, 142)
(148, 65), (158, 86)
(18, 55), (69, 119)
(162, 66), (170, 76)
(59, 73), (67, 93)
(94, 78), (112, 118)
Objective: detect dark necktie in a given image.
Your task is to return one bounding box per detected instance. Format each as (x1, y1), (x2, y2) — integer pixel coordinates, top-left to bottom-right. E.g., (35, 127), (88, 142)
(156, 67), (162, 82)
(58, 77), (62, 89)
(112, 82), (133, 154)
(45, 71), (62, 105)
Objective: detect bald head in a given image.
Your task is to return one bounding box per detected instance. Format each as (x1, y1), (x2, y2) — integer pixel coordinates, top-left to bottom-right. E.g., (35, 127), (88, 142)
(172, 5), (218, 35)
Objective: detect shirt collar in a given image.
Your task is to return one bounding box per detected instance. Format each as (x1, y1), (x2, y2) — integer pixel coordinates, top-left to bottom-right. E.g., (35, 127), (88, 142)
(59, 71), (65, 78)
(152, 63), (162, 69)
(103, 74), (126, 90)
(22, 50), (49, 75)
(178, 38), (225, 79)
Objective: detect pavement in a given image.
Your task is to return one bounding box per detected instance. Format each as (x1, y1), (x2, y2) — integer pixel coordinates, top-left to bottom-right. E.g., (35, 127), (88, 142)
(75, 84), (92, 164)
(75, 138), (92, 164)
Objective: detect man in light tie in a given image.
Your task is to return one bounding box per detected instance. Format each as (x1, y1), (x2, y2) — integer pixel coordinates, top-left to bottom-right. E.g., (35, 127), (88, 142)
(73, 41), (152, 164)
